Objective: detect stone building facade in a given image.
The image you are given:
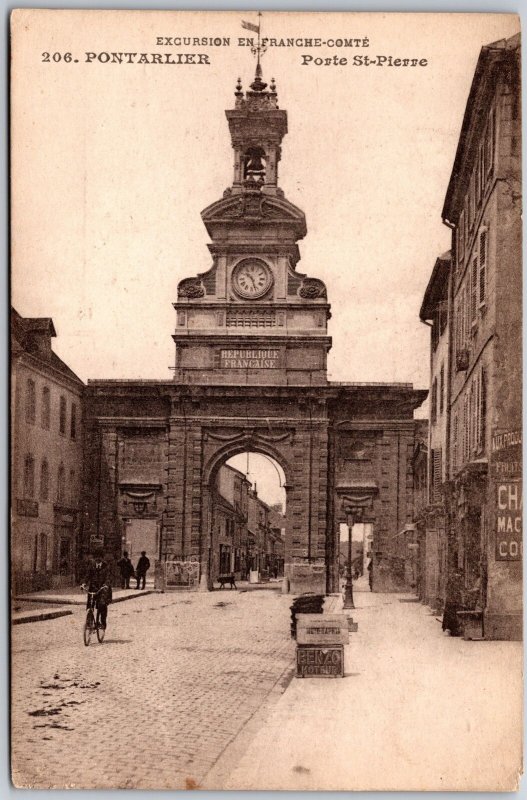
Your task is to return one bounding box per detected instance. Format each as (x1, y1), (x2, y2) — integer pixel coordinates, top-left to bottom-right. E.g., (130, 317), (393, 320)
(411, 420), (429, 599)
(11, 309), (84, 592)
(213, 464), (250, 580)
(81, 66), (426, 594)
(419, 33), (521, 639)
(418, 253), (451, 611)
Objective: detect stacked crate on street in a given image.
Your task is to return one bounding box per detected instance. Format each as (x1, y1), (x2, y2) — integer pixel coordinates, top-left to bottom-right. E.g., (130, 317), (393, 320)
(295, 614), (349, 678)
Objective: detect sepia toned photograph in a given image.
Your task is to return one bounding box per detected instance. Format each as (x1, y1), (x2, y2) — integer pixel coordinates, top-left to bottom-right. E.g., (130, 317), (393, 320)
(9, 9), (522, 792)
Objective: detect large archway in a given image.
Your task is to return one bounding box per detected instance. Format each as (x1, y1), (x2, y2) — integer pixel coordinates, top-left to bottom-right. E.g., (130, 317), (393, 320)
(206, 451), (288, 587)
(198, 424), (329, 593)
(202, 440), (292, 591)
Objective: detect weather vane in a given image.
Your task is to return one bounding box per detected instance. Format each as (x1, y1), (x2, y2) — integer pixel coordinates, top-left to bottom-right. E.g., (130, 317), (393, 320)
(241, 12), (268, 90)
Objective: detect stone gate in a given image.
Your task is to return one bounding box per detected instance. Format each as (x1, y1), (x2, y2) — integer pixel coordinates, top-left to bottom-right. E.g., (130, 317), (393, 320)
(82, 64), (426, 594)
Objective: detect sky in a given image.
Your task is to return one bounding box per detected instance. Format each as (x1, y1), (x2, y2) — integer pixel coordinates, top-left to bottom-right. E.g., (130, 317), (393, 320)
(11, 11), (520, 504)
(227, 452), (287, 511)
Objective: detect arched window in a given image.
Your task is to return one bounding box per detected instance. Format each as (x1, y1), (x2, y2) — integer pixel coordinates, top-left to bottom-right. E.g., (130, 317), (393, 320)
(57, 463), (66, 504)
(39, 459), (49, 501)
(24, 454), (35, 498)
(41, 386), (51, 429)
(25, 379), (36, 424)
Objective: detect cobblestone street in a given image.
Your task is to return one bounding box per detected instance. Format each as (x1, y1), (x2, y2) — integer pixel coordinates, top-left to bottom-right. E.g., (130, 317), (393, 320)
(11, 589), (295, 790)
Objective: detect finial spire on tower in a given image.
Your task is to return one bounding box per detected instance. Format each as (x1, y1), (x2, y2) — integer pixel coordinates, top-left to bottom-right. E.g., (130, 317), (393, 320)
(241, 12), (267, 92)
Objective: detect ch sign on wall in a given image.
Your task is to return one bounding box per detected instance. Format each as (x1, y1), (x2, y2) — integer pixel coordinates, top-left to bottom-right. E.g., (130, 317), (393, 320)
(495, 480), (522, 561)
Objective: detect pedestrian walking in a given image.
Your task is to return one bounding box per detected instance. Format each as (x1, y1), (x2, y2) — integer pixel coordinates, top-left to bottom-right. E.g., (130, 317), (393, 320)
(135, 551), (150, 590)
(117, 551), (134, 589)
(367, 558), (373, 592)
(81, 550), (112, 629)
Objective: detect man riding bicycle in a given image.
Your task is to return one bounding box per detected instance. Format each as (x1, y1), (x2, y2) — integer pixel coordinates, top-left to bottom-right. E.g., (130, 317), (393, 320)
(81, 550), (112, 629)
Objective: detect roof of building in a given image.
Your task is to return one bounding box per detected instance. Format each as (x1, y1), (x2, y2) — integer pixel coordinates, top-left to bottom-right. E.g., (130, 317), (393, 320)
(219, 462), (249, 482)
(442, 32), (520, 222)
(212, 490), (237, 516)
(11, 307), (84, 386)
(419, 251), (451, 321)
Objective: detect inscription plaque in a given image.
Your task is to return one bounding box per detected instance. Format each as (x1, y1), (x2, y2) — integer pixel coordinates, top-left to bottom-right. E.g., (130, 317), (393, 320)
(219, 347), (285, 369)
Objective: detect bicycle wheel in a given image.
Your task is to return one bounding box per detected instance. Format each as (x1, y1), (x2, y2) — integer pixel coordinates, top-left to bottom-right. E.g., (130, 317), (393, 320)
(96, 622), (106, 643)
(83, 610), (94, 646)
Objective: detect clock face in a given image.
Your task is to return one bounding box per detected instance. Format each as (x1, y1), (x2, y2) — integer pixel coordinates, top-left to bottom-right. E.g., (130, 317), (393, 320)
(232, 259), (272, 299)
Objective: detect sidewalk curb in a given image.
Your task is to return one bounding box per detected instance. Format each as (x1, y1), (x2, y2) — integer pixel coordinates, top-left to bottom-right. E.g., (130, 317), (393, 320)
(14, 589), (158, 607)
(236, 584), (282, 593)
(13, 608), (73, 625)
(112, 590), (158, 604)
(201, 654), (296, 790)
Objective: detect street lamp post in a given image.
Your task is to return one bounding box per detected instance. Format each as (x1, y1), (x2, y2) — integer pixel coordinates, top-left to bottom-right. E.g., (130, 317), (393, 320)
(343, 505), (363, 610)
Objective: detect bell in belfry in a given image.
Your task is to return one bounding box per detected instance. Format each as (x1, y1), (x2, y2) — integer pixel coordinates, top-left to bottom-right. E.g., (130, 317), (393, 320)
(244, 147), (266, 181)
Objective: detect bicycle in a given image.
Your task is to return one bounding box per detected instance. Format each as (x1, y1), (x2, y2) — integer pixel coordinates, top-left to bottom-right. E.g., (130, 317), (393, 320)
(82, 587), (107, 646)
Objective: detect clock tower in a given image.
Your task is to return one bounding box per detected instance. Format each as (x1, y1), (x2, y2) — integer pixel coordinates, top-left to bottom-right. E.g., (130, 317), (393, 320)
(173, 65), (331, 385)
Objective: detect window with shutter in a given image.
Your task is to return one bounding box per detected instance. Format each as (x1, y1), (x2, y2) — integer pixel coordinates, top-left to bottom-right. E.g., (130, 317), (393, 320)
(463, 394), (468, 463)
(452, 414), (459, 474)
(479, 369), (487, 452)
(432, 448), (442, 503)
(455, 296), (461, 353)
(471, 255), (478, 324)
(459, 288), (465, 348)
(478, 228), (487, 305)
(429, 450), (435, 504)
(473, 374), (480, 456)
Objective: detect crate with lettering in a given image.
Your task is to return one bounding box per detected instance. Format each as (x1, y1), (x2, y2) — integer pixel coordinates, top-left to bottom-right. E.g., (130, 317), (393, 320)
(296, 614), (349, 645)
(296, 644), (344, 678)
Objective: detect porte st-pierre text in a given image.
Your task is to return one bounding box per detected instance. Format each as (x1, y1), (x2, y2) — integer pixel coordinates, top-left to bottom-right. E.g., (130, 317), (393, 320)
(42, 37), (428, 68)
